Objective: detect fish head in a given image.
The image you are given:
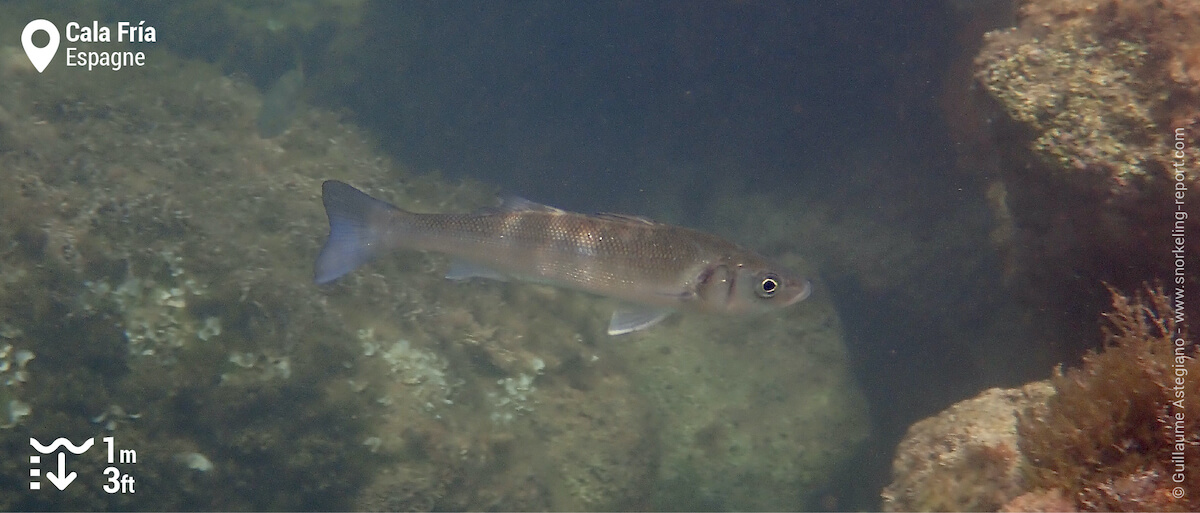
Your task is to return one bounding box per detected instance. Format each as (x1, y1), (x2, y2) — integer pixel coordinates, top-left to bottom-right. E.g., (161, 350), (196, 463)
(693, 258), (812, 314)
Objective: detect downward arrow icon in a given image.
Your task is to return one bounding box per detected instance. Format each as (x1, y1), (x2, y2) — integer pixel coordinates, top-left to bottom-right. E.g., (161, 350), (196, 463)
(45, 452), (76, 490)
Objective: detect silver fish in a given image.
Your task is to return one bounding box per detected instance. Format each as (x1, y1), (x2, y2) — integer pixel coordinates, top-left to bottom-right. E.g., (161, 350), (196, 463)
(314, 180), (811, 334)
(257, 66), (305, 138)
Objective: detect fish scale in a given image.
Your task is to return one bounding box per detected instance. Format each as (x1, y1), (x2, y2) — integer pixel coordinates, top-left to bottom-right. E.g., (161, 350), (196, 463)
(404, 210), (716, 294)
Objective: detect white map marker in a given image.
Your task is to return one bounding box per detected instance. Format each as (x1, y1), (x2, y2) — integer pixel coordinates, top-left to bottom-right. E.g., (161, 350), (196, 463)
(22, 19), (60, 73)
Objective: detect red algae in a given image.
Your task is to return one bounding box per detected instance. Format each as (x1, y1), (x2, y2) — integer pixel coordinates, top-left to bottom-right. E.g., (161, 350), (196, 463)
(1016, 285), (1199, 511)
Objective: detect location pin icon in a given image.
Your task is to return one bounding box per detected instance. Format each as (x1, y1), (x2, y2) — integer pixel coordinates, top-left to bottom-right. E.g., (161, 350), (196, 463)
(22, 19), (60, 73)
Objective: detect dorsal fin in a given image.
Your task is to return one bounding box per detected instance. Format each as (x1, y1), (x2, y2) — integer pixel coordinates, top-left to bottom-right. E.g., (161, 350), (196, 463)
(501, 195), (564, 213)
(475, 195), (565, 215)
(594, 212), (658, 225)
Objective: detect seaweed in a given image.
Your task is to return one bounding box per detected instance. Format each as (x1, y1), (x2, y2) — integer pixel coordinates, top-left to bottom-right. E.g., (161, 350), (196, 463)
(1018, 284), (1200, 511)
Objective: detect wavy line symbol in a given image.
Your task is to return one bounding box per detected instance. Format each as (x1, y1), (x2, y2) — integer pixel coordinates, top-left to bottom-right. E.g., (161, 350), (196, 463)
(30, 437), (94, 455)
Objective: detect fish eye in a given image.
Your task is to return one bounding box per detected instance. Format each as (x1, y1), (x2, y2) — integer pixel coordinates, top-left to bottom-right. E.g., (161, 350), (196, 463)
(757, 273), (779, 298)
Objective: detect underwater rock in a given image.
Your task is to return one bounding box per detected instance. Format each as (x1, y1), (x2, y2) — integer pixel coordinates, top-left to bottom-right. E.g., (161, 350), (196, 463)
(0, 27), (492, 509)
(999, 489), (1077, 512)
(973, 0), (1200, 355)
(354, 355), (658, 511)
(881, 381), (1053, 512)
(886, 286), (1200, 512)
(624, 292), (869, 511)
(977, 0), (1200, 187)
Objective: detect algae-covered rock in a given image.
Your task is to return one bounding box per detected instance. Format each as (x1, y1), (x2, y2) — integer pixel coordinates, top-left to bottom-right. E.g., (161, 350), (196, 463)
(1016, 286), (1200, 512)
(881, 382), (1053, 512)
(976, 0), (1200, 185)
(0, 5), (866, 511)
(884, 286), (1200, 512)
(627, 287), (869, 511)
(0, 37), (403, 510)
(973, 0), (1200, 359)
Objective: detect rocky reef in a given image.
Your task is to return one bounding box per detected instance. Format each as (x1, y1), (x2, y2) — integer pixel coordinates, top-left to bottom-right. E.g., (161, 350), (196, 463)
(883, 1), (1200, 509)
(884, 286), (1200, 511)
(0, 6), (866, 510)
(974, 0), (1200, 360)
(881, 382), (1053, 511)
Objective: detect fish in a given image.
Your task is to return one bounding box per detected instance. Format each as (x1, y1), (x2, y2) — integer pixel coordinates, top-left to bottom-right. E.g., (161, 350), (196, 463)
(314, 180), (812, 335)
(257, 65), (305, 138)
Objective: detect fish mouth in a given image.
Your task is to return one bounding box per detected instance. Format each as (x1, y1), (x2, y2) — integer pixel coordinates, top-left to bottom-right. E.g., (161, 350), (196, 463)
(787, 280), (813, 305)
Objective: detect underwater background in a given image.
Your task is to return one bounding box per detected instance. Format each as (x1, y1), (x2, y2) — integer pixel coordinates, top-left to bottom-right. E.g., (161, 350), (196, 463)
(0, 0), (1197, 510)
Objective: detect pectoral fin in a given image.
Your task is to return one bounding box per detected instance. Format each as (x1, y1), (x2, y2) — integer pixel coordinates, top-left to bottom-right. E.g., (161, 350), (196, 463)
(608, 305), (673, 335)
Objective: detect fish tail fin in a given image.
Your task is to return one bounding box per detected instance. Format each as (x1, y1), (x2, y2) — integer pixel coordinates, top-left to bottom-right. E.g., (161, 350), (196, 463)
(314, 180), (399, 284)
